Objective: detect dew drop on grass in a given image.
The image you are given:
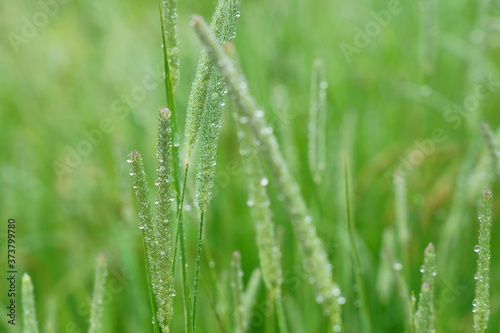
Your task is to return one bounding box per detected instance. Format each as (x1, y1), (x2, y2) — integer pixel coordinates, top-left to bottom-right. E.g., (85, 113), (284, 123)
(129, 172), (135, 176)
(247, 200), (254, 207)
(315, 295), (324, 304)
(333, 325), (341, 332)
(393, 262), (403, 271)
(260, 177), (269, 186)
(474, 245), (480, 253)
(420, 265), (425, 273)
(126, 159), (133, 163)
(337, 296), (346, 305)
(255, 110), (264, 117)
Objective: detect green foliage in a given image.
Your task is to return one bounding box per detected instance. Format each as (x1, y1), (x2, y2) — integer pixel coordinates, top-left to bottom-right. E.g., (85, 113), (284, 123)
(415, 243), (436, 333)
(22, 274), (39, 333)
(474, 189), (492, 333)
(89, 254), (108, 333)
(192, 16), (344, 331)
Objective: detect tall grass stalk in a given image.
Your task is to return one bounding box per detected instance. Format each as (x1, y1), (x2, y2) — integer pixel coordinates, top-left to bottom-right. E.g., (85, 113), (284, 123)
(184, 0), (241, 163)
(127, 150), (161, 332)
(243, 269), (262, 328)
(473, 189), (492, 333)
(343, 153), (371, 333)
(308, 59), (327, 184)
(393, 173), (410, 281)
(231, 251), (246, 333)
(385, 247), (413, 333)
(88, 254), (108, 333)
(235, 109), (286, 332)
(154, 108), (176, 331)
(176, 2), (241, 329)
(192, 16), (344, 332)
(415, 243), (436, 333)
(128, 109), (176, 333)
(158, 0), (181, 199)
(22, 273), (39, 333)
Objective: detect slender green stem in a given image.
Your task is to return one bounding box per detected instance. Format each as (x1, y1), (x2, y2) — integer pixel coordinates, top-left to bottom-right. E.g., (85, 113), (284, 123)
(158, 1), (181, 200)
(343, 153), (372, 333)
(191, 211), (206, 331)
(274, 295), (288, 333)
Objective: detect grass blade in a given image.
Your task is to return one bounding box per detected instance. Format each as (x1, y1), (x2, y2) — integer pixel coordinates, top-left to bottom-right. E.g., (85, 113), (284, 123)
(235, 107), (287, 332)
(231, 251), (245, 333)
(242, 268), (262, 328)
(415, 243), (436, 333)
(192, 16), (344, 332)
(343, 153), (372, 333)
(308, 59), (327, 184)
(22, 273), (39, 333)
(88, 254), (108, 333)
(473, 189), (492, 333)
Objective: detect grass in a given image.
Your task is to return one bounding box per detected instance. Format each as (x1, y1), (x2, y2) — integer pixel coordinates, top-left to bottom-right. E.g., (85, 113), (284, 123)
(2, 0), (500, 332)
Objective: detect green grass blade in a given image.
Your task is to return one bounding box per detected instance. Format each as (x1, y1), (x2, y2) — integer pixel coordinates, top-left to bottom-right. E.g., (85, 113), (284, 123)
(242, 268), (262, 329)
(308, 59), (327, 184)
(343, 153), (372, 333)
(231, 251), (245, 333)
(88, 254), (108, 333)
(192, 16), (344, 332)
(385, 247), (413, 333)
(394, 172), (410, 281)
(473, 189), (492, 333)
(191, 211), (205, 332)
(22, 273), (39, 333)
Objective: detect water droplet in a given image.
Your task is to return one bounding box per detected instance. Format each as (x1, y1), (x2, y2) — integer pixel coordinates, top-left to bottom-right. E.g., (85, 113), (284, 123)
(221, 102), (226, 106)
(332, 288), (341, 297)
(337, 296), (346, 305)
(316, 295), (324, 304)
(139, 226), (144, 230)
(260, 127), (273, 135)
(126, 159), (133, 163)
(255, 110), (264, 117)
(333, 325), (341, 332)
(208, 261), (216, 268)
(129, 172), (135, 176)
(420, 265), (425, 273)
(320, 81), (328, 89)
(247, 200), (254, 207)
(305, 216), (312, 224)
(393, 263), (403, 271)
(260, 177), (269, 186)
(474, 245), (480, 253)
(239, 116), (249, 124)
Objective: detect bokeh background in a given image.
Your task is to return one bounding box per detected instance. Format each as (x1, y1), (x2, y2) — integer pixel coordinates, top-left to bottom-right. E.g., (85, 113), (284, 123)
(1, 0), (500, 332)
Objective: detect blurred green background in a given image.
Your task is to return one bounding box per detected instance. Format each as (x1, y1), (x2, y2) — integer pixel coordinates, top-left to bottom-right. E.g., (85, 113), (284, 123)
(1, 0), (500, 332)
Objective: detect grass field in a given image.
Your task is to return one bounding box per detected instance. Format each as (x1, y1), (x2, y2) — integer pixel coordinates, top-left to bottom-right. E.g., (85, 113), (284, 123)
(1, 0), (500, 332)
